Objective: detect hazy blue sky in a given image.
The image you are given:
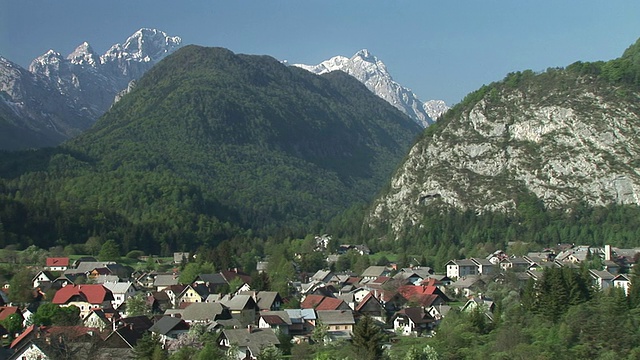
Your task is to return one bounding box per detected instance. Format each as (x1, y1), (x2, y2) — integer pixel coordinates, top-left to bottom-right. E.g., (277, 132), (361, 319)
(1, 1), (639, 105)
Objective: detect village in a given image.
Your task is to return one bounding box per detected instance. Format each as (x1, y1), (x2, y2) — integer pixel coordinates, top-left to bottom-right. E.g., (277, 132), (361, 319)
(0, 238), (636, 360)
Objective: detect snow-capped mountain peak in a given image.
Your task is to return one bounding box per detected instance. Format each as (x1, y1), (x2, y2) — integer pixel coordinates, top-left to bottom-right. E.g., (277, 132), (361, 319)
(1, 28), (183, 150)
(293, 49), (447, 128)
(67, 42), (99, 66)
(29, 50), (65, 76)
(103, 28), (182, 63)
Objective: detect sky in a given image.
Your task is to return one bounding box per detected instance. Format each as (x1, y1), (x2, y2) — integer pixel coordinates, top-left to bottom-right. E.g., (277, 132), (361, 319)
(1, 1), (640, 106)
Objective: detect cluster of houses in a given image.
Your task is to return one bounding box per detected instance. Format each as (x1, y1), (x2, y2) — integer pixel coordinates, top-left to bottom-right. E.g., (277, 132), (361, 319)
(0, 242), (637, 360)
(445, 244), (636, 296)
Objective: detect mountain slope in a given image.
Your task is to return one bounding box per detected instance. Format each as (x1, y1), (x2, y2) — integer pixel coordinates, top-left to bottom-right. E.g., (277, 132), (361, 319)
(293, 50), (447, 127)
(0, 45), (421, 251)
(367, 38), (640, 239)
(0, 28), (181, 150)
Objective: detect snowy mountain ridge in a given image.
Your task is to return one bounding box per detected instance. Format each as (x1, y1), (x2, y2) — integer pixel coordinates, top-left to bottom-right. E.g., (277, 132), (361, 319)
(0, 28), (182, 150)
(293, 50), (449, 127)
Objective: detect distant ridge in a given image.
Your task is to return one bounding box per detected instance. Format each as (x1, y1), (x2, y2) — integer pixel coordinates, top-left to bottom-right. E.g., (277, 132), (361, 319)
(0, 28), (181, 150)
(293, 50), (449, 127)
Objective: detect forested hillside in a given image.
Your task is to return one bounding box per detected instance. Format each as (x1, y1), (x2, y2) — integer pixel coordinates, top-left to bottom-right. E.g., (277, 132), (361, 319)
(0, 45), (420, 254)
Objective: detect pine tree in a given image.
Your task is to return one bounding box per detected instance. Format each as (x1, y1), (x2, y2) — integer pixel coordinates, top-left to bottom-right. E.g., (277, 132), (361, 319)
(351, 315), (385, 360)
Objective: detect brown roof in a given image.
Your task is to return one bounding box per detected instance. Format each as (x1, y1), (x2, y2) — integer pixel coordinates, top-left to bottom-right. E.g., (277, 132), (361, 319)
(261, 314), (287, 326)
(394, 307), (434, 325)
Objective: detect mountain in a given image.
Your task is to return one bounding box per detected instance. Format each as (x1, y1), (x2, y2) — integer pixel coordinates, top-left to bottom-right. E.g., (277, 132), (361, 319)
(422, 99), (449, 121)
(367, 37), (640, 239)
(0, 28), (181, 150)
(293, 50), (448, 128)
(0, 45), (421, 253)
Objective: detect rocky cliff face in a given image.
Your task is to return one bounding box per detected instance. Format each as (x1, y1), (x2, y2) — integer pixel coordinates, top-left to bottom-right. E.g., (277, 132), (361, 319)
(0, 28), (181, 150)
(367, 64), (640, 238)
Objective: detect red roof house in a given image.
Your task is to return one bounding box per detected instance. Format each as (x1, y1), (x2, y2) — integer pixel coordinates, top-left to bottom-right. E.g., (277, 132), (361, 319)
(301, 295), (350, 311)
(45, 257), (70, 271)
(0, 306), (21, 321)
(52, 284), (114, 318)
(398, 285), (451, 307)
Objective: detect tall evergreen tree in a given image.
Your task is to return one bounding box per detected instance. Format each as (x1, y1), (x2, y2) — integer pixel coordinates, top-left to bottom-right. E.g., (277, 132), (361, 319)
(351, 315), (385, 360)
(627, 257), (640, 308)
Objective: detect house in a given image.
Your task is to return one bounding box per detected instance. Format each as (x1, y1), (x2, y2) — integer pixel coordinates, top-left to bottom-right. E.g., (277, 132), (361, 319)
(393, 267), (434, 286)
(461, 296), (496, 322)
(52, 284), (115, 318)
(163, 284), (188, 308)
(590, 269), (615, 290)
(66, 261), (113, 276)
(52, 273), (87, 288)
(556, 246), (591, 264)
(177, 284), (210, 304)
(45, 257), (70, 271)
(220, 294), (258, 326)
(604, 260), (620, 275)
(148, 291), (171, 313)
(448, 275), (486, 297)
(239, 291), (282, 311)
(71, 257), (97, 267)
(8, 325), (77, 360)
(613, 274), (631, 295)
(427, 304), (452, 324)
(526, 251), (555, 262)
(218, 327), (280, 360)
(134, 271), (157, 290)
(361, 266), (391, 280)
(95, 274), (120, 284)
(424, 274), (453, 287)
(445, 259), (478, 279)
(486, 250), (508, 265)
(397, 285), (450, 307)
(179, 302), (232, 325)
(284, 308), (317, 335)
(102, 325), (143, 350)
(220, 269), (252, 288)
(0, 306), (23, 335)
(316, 310), (355, 335)
(154, 274), (180, 292)
(83, 309), (111, 331)
(301, 295), (351, 311)
(392, 307), (435, 336)
(311, 269), (335, 283)
(258, 311), (293, 335)
(354, 292), (386, 322)
(256, 262), (269, 274)
(499, 257), (531, 272)
(195, 273), (229, 291)
(471, 258), (497, 275)
(102, 281), (137, 309)
(9, 325), (100, 360)
(8, 339), (56, 360)
(32, 271), (56, 289)
(173, 252), (190, 264)
(149, 316), (190, 345)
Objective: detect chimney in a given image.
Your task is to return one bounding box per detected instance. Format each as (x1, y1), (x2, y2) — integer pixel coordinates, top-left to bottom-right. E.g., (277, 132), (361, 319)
(605, 245), (612, 261)
(247, 325), (253, 333)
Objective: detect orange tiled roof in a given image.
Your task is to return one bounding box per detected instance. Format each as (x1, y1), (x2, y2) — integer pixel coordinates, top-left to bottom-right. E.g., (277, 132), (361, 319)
(52, 284), (113, 305)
